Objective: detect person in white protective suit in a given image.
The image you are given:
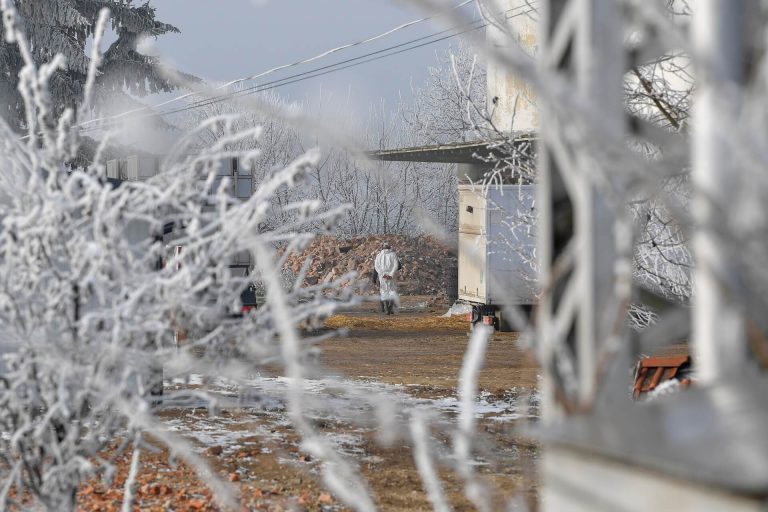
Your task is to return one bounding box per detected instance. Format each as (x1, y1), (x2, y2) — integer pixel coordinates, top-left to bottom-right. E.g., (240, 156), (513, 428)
(374, 243), (401, 315)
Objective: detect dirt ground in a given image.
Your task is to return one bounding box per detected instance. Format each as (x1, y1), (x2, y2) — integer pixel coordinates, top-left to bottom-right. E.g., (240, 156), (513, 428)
(76, 297), (540, 511)
(323, 301), (538, 391)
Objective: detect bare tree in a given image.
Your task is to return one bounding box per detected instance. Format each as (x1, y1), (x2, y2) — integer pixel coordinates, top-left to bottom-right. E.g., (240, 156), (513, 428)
(401, 42), (488, 145)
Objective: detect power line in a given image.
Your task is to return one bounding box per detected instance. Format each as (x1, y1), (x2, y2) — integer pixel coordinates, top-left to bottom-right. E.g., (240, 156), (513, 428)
(166, 2), (535, 117)
(160, 26), (487, 119)
(82, 22), (485, 133)
(78, 0), (481, 130)
(159, 21), (487, 116)
(83, 3), (537, 131)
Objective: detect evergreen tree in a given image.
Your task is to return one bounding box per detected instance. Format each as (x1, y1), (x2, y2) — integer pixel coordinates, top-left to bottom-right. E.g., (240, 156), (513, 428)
(0, 1), (185, 131)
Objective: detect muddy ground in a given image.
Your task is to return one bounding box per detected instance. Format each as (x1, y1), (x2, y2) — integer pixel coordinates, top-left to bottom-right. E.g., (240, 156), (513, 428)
(77, 297), (540, 512)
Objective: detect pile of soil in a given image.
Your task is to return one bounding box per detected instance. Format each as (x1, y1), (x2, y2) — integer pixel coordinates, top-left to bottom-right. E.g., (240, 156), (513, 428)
(283, 234), (457, 296)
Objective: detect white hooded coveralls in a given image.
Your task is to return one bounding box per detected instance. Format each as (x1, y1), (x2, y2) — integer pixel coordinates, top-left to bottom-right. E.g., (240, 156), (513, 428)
(374, 248), (399, 300)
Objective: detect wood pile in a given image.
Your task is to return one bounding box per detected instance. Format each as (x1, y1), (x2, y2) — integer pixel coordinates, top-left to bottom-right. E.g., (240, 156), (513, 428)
(283, 235), (457, 296)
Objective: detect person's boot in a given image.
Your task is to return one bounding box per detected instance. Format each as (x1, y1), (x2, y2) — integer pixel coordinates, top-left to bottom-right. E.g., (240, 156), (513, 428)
(387, 300), (394, 315)
(380, 300), (386, 313)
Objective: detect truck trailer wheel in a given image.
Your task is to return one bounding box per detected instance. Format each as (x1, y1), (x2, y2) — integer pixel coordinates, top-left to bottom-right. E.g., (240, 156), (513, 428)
(494, 305), (534, 333)
(471, 305), (501, 331)
(495, 311), (512, 332)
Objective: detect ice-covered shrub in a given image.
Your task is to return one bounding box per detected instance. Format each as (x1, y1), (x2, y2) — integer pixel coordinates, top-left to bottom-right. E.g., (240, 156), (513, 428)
(0, 4), (358, 510)
(0, 3), (528, 512)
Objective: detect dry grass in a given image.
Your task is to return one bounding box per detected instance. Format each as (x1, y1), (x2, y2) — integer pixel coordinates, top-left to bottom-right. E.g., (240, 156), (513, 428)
(325, 314), (467, 331)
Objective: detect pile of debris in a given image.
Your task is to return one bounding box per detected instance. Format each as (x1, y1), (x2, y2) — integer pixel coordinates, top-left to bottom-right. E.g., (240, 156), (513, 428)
(282, 235), (457, 296)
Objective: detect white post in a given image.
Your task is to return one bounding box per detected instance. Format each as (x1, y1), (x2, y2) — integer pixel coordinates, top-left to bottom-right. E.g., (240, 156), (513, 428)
(537, 0), (624, 413)
(573, 0), (624, 403)
(691, 0), (750, 383)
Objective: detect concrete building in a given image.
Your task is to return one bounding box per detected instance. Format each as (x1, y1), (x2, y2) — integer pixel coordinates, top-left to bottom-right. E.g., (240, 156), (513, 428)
(105, 155), (255, 276)
(485, 0), (538, 133)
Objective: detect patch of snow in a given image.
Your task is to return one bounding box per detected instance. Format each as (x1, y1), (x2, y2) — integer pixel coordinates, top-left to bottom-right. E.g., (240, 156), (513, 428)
(164, 374), (538, 424)
(325, 432), (366, 455)
(399, 301), (428, 311)
(168, 373), (204, 386)
(411, 389), (537, 422)
(443, 302), (472, 318)
(157, 374), (540, 465)
(643, 378), (682, 402)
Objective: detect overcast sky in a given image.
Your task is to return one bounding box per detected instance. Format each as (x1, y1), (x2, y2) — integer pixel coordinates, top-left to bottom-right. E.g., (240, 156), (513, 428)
(147, 0), (477, 119)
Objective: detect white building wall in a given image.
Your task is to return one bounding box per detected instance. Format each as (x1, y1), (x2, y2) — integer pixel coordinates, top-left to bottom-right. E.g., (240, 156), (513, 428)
(485, 0), (539, 133)
(542, 448), (764, 512)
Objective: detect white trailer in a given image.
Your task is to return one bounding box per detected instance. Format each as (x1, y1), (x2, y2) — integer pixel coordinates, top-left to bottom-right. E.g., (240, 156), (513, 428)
(458, 183), (537, 329)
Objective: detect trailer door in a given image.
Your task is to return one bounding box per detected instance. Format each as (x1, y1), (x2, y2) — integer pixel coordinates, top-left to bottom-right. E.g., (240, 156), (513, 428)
(458, 187), (488, 303)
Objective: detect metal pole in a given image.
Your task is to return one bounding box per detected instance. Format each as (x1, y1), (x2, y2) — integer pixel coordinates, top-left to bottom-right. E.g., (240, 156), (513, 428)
(537, 0), (568, 422)
(537, 0), (624, 414)
(574, 0), (624, 404)
(691, 0), (750, 383)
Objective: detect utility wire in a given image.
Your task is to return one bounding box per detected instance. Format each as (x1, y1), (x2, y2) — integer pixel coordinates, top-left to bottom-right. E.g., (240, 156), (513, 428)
(85, 21), (490, 130)
(161, 26), (487, 118)
(158, 21), (488, 117)
(164, 2), (534, 117)
(78, 0), (480, 130)
(82, 3), (537, 132)
(83, 22), (485, 131)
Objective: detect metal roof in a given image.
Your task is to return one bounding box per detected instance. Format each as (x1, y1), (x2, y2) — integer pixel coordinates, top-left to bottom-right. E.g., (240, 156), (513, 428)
(366, 135), (535, 164)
